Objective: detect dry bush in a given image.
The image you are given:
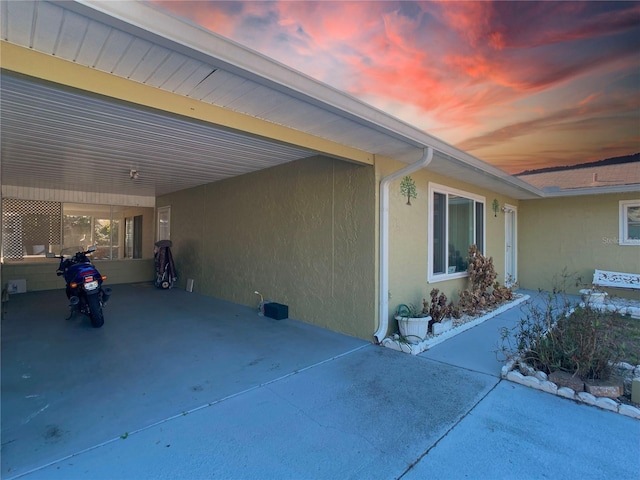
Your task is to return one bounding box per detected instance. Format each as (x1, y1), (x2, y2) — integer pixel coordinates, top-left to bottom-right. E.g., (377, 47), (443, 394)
(422, 289), (460, 323)
(458, 245), (512, 316)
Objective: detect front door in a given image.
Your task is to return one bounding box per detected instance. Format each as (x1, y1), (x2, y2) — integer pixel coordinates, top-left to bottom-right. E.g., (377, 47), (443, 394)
(504, 205), (517, 287)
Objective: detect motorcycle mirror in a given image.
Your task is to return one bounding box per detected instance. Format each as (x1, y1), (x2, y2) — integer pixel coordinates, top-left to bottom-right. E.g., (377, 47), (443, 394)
(87, 245), (97, 253)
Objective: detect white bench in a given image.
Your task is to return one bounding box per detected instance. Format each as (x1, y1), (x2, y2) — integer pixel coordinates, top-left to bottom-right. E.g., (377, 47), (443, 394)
(583, 269), (640, 318)
(593, 269), (640, 291)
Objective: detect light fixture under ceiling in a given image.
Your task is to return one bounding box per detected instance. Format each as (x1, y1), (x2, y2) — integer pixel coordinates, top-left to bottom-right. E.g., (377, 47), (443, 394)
(130, 169), (139, 180)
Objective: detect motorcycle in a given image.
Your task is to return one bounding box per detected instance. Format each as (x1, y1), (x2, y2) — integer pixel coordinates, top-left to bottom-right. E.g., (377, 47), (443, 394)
(47, 245), (112, 328)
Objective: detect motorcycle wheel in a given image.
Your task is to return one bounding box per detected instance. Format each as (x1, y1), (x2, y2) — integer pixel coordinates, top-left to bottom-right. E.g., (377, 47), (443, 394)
(87, 294), (104, 328)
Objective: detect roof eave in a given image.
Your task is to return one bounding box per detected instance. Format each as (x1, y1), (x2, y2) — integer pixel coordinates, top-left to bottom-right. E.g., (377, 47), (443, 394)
(539, 184), (640, 197)
(67, 0), (544, 199)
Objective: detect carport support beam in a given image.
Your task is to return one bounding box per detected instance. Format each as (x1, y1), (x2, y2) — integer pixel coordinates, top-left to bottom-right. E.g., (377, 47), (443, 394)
(374, 147), (433, 344)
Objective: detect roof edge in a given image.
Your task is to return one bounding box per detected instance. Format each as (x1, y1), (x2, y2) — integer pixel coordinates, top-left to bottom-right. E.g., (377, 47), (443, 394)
(539, 183), (640, 198)
(66, 0), (543, 198)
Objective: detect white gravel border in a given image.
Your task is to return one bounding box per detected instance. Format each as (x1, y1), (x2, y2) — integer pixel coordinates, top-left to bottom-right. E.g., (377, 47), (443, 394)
(382, 294), (530, 355)
(501, 360), (640, 420)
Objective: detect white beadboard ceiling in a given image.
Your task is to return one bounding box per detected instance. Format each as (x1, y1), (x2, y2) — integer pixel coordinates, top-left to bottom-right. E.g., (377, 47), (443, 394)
(0, 0), (543, 201)
(1, 72), (317, 198)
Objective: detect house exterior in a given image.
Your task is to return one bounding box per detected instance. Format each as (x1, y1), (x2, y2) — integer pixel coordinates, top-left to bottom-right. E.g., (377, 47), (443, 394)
(516, 162), (640, 298)
(1, 1), (638, 341)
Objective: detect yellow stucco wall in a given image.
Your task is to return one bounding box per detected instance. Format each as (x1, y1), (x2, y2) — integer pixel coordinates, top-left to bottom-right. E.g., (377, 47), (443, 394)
(376, 157), (518, 325)
(519, 193), (640, 298)
(157, 156), (376, 340)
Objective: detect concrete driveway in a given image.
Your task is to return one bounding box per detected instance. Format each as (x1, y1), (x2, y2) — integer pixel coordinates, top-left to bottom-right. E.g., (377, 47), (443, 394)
(2, 285), (638, 479)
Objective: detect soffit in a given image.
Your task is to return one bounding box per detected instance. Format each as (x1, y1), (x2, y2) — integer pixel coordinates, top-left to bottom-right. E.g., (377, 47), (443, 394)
(0, 0), (542, 200)
(0, 72), (318, 197)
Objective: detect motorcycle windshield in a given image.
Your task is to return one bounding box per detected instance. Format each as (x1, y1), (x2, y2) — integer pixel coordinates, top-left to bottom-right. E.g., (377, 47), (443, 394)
(60, 246), (87, 257)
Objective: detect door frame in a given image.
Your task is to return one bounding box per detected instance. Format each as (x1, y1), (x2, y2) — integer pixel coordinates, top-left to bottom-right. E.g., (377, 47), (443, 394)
(157, 205), (171, 242)
(503, 204), (517, 287)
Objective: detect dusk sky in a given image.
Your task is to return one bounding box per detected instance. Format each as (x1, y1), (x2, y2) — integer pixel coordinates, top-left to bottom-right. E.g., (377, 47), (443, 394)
(154, 1), (640, 174)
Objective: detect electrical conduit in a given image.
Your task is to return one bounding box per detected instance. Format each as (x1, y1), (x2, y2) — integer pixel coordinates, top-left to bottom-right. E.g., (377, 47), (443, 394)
(374, 147), (434, 343)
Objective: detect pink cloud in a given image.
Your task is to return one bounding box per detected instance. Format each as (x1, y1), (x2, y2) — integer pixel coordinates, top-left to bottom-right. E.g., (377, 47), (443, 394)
(152, 1), (640, 171)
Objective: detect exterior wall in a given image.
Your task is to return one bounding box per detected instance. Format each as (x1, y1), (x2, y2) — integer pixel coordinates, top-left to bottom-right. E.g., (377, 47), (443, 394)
(378, 157), (518, 328)
(1, 259), (155, 292)
(519, 193), (640, 298)
(157, 156), (376, 340)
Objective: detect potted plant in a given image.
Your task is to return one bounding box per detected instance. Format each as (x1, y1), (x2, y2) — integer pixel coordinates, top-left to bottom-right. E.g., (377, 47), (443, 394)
(395, 303), (431, 344)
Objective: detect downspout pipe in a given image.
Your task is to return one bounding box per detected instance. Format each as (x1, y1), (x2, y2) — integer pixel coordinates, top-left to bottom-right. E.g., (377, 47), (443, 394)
(374, 146), (433, 343)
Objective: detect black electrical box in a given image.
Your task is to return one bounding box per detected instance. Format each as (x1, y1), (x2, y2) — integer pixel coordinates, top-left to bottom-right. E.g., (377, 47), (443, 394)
(264, 302), (288, 320)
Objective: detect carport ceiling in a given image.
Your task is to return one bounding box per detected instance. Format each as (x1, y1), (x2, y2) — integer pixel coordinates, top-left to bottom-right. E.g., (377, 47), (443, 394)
(0, 0), (417, 200)
(1, 0), (542, 201)
(0, 72), (319, 198)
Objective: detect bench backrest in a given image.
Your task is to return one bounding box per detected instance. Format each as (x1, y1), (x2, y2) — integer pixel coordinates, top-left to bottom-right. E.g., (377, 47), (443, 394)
(593, 269), (640, 290)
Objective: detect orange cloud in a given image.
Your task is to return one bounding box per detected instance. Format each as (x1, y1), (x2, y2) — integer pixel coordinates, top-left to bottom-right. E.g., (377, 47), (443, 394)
(152, 1), (640, 171)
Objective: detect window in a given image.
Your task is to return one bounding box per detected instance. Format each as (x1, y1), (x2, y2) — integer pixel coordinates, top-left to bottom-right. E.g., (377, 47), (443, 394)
(1, 199), (152, 262)
(428, 183), (485, 281)
(619, 200), (640, 245)
(125, 215), (143, 258)
(1, 199), (61, 260)
(63, 204), (123, 260)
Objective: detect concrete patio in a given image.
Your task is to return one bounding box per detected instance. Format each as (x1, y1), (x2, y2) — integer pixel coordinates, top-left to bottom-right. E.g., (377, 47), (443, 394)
(2, 285), (638, 479)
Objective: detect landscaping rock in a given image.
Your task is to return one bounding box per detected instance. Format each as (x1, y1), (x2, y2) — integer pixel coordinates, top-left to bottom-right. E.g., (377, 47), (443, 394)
(501, 362), (514, 378)
(521, 376), (542, 388)
(549, 370), (584, 392)
(518, 361), (535, 376)
(619, 404), (640, 420)
(616, 362), (634, 371)
(534, 371), (548, 382)
(577, 391), (597, 406)
(506, 370), (525, 384)
(594, 397), (619, 412)
(539, 380), (558, 395)
(584, 378), (624, 399)
(557, 387), (576, 400)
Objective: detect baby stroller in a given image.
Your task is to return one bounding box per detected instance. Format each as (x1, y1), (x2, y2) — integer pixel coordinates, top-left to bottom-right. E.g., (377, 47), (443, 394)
(154, 240), (177, 289)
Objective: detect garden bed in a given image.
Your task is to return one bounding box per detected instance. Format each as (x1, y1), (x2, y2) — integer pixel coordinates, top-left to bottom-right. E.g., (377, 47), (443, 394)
(382, 293), (530, 355)
(501, 309), (640, 419)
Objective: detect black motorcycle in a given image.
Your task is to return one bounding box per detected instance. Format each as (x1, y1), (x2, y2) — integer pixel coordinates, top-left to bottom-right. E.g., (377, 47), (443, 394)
(48, 245), (112, 328)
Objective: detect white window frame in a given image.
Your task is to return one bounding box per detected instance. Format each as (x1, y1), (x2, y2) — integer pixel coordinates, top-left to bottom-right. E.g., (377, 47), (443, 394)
(428, 183), (486, 283)
(619, 200), (640, 245)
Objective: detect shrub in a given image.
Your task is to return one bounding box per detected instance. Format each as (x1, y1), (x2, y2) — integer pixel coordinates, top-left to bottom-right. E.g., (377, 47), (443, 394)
(458, 245), (513, 315)
(422, 289), (460, 323)
(498, 291), (624, 380)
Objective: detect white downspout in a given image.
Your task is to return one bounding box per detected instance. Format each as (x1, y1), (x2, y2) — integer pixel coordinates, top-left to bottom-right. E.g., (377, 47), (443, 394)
(374, 146), (434, 343)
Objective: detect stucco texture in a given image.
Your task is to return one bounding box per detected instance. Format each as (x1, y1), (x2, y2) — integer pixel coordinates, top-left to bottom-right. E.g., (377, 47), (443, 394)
(379, 156), (518, 323)
(518, 193), (640, 298)
(157, 156), (376, 340)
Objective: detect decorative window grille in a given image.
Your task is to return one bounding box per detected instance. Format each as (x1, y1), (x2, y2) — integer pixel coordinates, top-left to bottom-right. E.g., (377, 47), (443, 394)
(2, 199), (62, 260)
